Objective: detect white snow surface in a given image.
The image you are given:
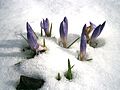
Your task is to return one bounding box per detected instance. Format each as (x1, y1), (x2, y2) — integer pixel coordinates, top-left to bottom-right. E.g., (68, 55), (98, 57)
(0, 0), (120, 90)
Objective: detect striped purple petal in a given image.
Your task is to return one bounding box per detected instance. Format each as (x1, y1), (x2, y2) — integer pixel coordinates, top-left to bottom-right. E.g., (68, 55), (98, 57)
(80, 24), (87, 60)
(27, 22), (34, 33)
(26, 22), (39, 51)
(91, 21), (106, 41)
(99, 21), (106, 34)
(63, 16), (68, 33)
(27, 31), (39, 51)
(80, 33), (87, 60)
(26, 22), (37, 39)
(40, 21), (44, 29)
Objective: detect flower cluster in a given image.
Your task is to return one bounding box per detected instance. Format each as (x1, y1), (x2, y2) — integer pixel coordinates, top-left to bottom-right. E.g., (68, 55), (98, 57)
(26, 22), (47, 54)
(40, 18), (52, 37)
(79, 21), (106, 60)
(22, 17), (106, 60)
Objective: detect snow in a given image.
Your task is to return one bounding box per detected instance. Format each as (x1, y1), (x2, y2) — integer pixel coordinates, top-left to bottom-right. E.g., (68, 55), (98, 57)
(0, 0), (120, 90)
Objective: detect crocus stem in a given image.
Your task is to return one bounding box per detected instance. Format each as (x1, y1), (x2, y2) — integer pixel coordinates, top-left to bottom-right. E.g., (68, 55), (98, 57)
(20, 33), (28, 42)
(67, 37), (80, 48)
(43, 38), (46, 47)
(86, 58), (93, 61)
(33, 31), (38, 39)
(40, 28), (43, 37)
(49, 23), (52, 37)
(63, 39), (67, 48)
(56, 73), (61, 81)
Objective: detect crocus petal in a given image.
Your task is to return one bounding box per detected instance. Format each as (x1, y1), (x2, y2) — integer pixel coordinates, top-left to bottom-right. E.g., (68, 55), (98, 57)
(63, 16), (68, 33)
(91, 25), (101, 40)
(90, 22), (96, 29)
(40, 21), (44, 29)
(27, 22), (34, 33)
(60, 21), (66, 38)
(27, 31), (39, 51)
(59, 17), (68, 48)
(80, 34), (87, 60)
(81, 24), (87, 53)
(40, 18), (50, 36)
(82, 24), (87, 35)
(59, 17), (68, 39)
(91, 21), (106, 41)
(26, 22), (39, 50)
(43, 18), (49, 33)
(27, 22), (37, 39)
(80, 24), (87, 60)
(99, 21), (106, 34)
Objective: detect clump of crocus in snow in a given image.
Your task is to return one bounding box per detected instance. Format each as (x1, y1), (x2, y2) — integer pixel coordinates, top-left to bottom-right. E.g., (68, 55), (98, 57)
(82, 21), (106, 48)
(59, 17), (68, 48)
(40, 18), (52, 37)
(79, 24), (87, 61)
(26, 22), (47, 55)
(89, 21), (106, 47)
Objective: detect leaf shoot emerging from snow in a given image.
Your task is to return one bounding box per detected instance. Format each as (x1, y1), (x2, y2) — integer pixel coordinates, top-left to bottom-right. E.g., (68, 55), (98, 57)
(65, 59), (74, 80)
(56, 73), (61, 81)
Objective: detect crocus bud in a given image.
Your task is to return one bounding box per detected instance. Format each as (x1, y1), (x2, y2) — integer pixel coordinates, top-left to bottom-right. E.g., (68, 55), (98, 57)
(40, 18), (51, 37)
(80, 24), (87, 60)
(27, 22), (47, 53)
(27, 22), (39, 51)
(59, 17), (68, 48)
(90, 21), (106, 42)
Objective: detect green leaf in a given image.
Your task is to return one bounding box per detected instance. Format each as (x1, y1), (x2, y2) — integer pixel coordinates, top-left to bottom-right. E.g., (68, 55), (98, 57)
(56, 73), (61, 81)
(20, 33), (28, 43)
(43, 38), (46, 47)
(67, 37), (80, 48)
(65, 59), (73, 80)
(49, 23), (52, 37)
(40, 28), (43, 37)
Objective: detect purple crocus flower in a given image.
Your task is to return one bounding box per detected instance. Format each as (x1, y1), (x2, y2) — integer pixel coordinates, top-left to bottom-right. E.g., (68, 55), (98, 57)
(80, 24), (87, 60)
(90, 21), (106, 41)
(26, 22), (47, 54)
(27, 22), (39, 51)
(59, 16), (68, 48)
(40, 18), (50, 37)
